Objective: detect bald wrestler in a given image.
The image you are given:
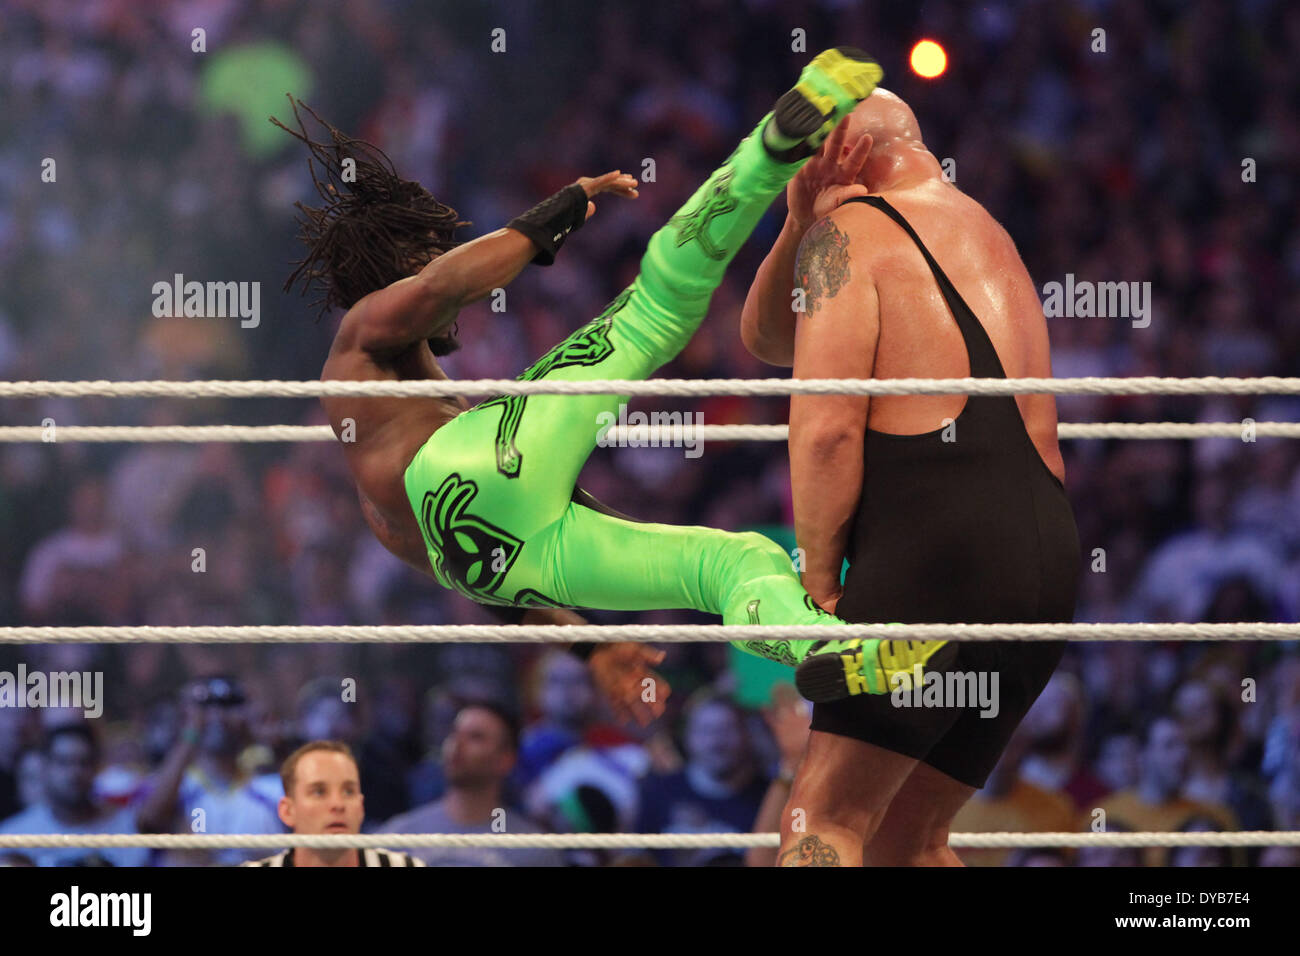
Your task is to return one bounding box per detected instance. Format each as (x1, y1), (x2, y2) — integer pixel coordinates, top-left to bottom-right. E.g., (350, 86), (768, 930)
(741, 89), (1080, 866)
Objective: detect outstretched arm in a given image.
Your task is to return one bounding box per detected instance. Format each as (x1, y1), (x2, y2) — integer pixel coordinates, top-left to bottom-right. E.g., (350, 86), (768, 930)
(340, 171), (639, 356)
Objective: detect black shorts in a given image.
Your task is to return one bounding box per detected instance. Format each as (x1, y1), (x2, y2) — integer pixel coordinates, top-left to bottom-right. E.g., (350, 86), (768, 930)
(809, 639), (1066, 790)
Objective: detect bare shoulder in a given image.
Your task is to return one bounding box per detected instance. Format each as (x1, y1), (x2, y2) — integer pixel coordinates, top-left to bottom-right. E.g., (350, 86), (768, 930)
(795, 211), (862, 316)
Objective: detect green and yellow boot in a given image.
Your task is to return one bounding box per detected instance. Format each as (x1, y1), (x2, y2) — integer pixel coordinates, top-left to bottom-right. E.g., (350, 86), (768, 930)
(794, 636), (958, 702)
(761, 46), (884, 163)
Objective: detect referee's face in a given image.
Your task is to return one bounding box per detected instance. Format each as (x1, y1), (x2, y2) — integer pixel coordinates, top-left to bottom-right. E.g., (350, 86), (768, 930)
(280, 751), (365, 835)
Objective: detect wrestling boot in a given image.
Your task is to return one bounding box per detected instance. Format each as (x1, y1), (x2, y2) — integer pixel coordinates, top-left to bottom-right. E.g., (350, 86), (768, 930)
(794, 634), (958, 702)
(761, 46), (884, 162)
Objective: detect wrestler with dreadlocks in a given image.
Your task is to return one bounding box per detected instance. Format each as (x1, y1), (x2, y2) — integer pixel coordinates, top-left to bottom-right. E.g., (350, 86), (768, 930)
(274, 50), (952, 719)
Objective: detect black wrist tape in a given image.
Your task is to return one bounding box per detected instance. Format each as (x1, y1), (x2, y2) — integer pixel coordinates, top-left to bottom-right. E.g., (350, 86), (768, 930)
(507, 183), (589, 265)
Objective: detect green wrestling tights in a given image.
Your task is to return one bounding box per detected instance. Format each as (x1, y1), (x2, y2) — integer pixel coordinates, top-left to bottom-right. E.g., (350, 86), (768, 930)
(403, 50), (882, 668)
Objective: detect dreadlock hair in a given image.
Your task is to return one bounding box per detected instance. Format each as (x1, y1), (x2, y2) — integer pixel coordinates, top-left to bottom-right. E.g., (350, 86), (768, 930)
(271, 95), (470, 356)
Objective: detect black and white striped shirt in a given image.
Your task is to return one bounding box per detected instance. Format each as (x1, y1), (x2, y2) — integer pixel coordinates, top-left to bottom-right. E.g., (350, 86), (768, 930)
(242, 848), (427, 867)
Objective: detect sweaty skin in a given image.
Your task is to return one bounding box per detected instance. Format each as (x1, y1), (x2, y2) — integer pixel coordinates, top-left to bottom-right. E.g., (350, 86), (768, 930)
(313, 174), (673, 727)
(742, 88), (1065, 608)
(320, 319), (468, 573)
(741, 88), (1072, 867)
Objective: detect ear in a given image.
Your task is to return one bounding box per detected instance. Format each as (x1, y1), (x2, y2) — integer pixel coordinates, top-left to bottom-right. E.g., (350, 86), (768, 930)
(277, 796), (294, 830)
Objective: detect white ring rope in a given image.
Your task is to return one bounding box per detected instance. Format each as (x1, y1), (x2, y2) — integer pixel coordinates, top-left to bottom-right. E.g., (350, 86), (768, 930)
(1, 422), (1296, 443)
(2, 375), (1300, 399)
(0, 831), (1294, 850)
(0, 623), (1295, 644)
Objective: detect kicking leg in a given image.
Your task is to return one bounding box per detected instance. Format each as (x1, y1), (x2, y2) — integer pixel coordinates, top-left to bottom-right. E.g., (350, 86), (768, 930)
(475, 48), (884, 506)
(511, 502), (839, 665)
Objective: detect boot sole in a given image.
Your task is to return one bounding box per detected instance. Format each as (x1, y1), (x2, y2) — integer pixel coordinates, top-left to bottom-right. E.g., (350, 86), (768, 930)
(795, 640), (959, 703)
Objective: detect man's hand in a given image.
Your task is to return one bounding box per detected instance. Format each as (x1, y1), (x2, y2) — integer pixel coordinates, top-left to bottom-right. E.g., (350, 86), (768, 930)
(764, 683), (812, 772)
(587, 643), (670, 727)
(802, 573), (843, 615)
(575, 171), (639, 221)
(786, 120), (871, 231)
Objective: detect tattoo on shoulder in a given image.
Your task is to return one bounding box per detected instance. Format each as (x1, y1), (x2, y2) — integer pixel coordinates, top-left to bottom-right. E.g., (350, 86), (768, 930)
(795, 219), (851, 316)
(779, 834), (841, 867)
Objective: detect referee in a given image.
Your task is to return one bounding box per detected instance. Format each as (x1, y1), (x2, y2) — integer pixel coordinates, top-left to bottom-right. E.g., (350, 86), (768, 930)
(243, 740), (424, 867)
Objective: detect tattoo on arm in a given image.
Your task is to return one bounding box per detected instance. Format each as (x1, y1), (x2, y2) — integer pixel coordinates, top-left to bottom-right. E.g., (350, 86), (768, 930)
(795, 219), (851, 317)
(778, 834), (842, 867)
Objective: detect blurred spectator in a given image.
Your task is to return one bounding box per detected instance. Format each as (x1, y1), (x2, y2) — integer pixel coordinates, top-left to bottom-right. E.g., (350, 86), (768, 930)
(0, 709), (37, 819)
(381, 701), (562, 866)
(746, 683), (810, 868)
(1168, 815), (1236, 867)
(634, 693), (768, 866)
(14, 748), (44, 810)
(1092, 727), (1143, 794)
(1074, 820), (1145, 868)
(517, 651), (652, 841)
(1128, 472), (1280, 622)
(406, 675), (512, 808)
(1173, 679), (1272, 831)
(1018, 673), (1109, 811)
(17, 476), (126, 624)
(135, 676), (283, 865)
(0, 724), (147, 866)
(1091, 716), (1238, 866)
(1267, 767), (1300, 830)
(515, 652), (599, 789)
(951, 731), (1077, 868)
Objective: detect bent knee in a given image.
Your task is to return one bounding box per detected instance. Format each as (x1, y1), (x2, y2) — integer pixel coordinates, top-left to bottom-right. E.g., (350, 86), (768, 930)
(736, 531), (794, 575)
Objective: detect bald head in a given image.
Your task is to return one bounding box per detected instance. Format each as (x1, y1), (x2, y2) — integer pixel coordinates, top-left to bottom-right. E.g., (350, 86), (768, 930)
(836, 88), (938, 192)
(844, 88), (924, 152)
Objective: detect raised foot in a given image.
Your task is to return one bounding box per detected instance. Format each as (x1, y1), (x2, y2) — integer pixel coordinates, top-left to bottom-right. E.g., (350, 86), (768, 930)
(795, 637), (957, 701)
(763, 47), (884, 161)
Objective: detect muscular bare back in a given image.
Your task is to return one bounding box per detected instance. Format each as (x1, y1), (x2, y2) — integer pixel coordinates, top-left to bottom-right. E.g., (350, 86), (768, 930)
(842, 177), (1065, 482)
(319, 319), (465, 575)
